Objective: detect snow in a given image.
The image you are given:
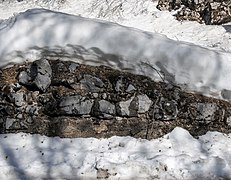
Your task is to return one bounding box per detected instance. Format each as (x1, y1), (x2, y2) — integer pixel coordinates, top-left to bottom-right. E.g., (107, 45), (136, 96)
(0, 127), (230, 179)
(1, 8), (231, 100)
(0, 0), (231, 179)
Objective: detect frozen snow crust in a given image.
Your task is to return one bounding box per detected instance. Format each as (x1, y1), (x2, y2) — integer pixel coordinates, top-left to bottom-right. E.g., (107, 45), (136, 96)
(0, 127), (231, 179)
(1, 8), (231, 100)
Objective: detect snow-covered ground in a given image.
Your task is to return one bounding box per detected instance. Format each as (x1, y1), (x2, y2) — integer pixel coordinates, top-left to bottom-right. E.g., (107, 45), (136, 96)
(1, 0), (231, 52)
(1, 8), (231, 100)
(0, 0), (231, 179)
(1, 127), (231, 179)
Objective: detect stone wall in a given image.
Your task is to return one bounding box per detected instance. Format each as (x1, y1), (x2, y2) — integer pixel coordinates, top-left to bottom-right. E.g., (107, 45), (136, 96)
(0, 59), (231, 139)
(157, 0), (231, 25)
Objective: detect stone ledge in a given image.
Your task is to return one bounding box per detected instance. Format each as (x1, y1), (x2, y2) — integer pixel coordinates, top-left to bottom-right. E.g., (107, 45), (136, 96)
(0, 58), (230, 139)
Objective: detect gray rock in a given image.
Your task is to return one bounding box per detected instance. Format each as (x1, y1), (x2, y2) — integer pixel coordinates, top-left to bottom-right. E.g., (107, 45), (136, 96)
(18, 71), (31, 85)
(69, 63), (79, 73)
(226, 116), (231, 126)
(137, 94), (152, 113)
(59, 95), (93, 115)
(25, 105), (38, 115)
(116, 96), (138, 117)
(11, 92), (25, 107)
(80, 75), (104, 93)
(92, 100), (115, 119)
(126, 84), (136, 93)
(115, 77), (124, 92)
(18, 59), (52, 92)
(33, 59), (52, 92)
(5, 118), (17, 130)
(152, 98), (178, 121)
(194, 103), (218, 123)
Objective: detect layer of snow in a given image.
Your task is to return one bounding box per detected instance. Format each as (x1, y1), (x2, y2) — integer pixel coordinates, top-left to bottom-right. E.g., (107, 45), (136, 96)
(0, 127), (230, 179)
(0, 1), (231, 179)
(1, 8), (231, 100)
(0, 0), (231, 53)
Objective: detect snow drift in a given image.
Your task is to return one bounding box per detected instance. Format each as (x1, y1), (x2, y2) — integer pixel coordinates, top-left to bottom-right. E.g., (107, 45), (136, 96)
(0, 127), (230, 179)
(1, 8), (231, 99)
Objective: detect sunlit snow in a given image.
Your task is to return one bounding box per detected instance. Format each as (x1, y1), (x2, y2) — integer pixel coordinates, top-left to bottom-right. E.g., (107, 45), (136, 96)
(1, 8), (231, 100)
(0, 0), (231, 179)
(0, 127), (230, 179)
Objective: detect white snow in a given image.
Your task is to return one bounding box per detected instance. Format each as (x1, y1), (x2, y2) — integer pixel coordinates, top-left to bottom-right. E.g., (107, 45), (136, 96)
(0, 0), (231, 179)
(1, 8), (231, 100)
(0, 127), (230, 179)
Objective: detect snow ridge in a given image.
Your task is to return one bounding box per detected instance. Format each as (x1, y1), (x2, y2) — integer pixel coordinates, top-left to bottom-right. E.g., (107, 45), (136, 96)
(1, 8), (231, 100)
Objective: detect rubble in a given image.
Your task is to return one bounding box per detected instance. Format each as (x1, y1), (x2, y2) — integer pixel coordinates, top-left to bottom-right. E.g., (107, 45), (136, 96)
(0, 58), (230, 139)
(157, 0), (231, 25)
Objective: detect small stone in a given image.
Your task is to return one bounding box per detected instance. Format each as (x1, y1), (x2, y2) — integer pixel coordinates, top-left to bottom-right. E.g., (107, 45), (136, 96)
(226, 116), (231, 126)
(59, 95), (93, 115)
(194, 103), (217, 123)
(115, 77), (123, 92)
(80, 75), (104, 93)
(126, 84), (136, 93)
(33, 59), (52, 92)
(152, 98), (178, 121)
(16, 114), (23, 119)
(116, 96), (138, 117)
(18, 71), (31, 85)
(92, 93), (99, 98)
(137, 94), (152, 113)
(25, 105), (38, 115)
(18, 59), (52, 92)
(5, 118), (17, 130)
(92, 100), (115, 119)
(11, 92), (25, 107)
(69, 63), (79, 73)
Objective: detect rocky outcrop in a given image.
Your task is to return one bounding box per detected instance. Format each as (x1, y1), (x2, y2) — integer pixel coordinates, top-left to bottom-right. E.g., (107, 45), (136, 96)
(0, 58), (231, 139)
(157, 0), (231, 25)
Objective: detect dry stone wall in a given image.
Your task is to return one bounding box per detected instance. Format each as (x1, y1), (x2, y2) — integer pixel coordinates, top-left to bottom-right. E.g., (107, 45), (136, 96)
(157, 0), (231, 24)
(0, 59), (231, 139)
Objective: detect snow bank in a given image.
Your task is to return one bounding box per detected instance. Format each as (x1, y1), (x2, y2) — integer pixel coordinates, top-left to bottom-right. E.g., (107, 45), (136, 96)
(1, 9), (231, 100)
(0, 127), (230, 179)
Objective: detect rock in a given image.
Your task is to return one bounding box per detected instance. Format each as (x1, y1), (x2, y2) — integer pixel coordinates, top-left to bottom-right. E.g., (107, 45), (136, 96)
(126, 84), (136, 93)
(5, 118), (18, 130)
(226, 116), (231, 126)
(137, 94), (153, 113)
(152, 98), (178, 121)
(116, 96), (138, 117)
(193, 103), (218, 123)
(18, 59), (52, 92)
(59, 95), (94, 115)
(80, 75), (104, 93)
(1, 59), (231, 138)
(11, 92), (25, 107)
(157, 0), (231, 25)
(92, 100), (116, 119)
(69, 62), (79, 73)
(25, 105), (38, 115)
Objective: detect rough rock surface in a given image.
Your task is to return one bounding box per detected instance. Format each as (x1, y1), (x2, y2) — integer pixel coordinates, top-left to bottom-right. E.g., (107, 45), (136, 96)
(157, 0), (231, 25)
(0, 58), (231, 139)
